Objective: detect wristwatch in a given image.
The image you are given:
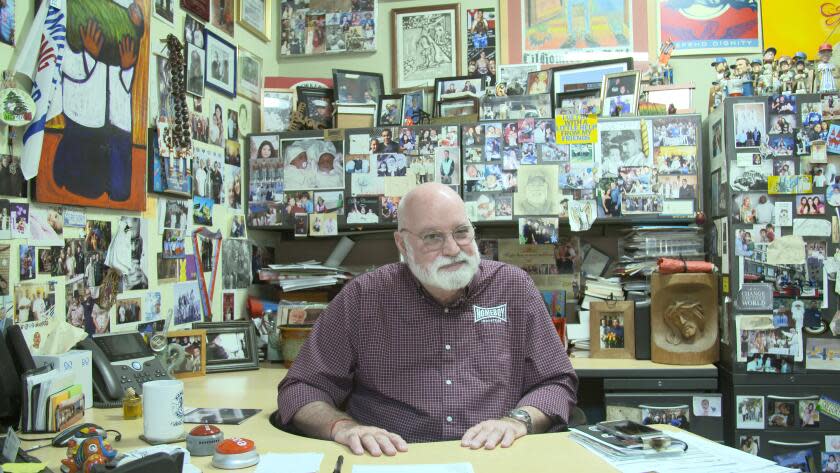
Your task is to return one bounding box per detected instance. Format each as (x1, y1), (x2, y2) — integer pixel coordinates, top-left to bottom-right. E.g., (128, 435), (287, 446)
(505, 408), (533, 434)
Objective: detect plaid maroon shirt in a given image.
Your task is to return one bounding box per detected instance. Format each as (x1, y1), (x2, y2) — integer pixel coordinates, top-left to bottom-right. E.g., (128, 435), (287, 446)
(276, 260), (578, 443)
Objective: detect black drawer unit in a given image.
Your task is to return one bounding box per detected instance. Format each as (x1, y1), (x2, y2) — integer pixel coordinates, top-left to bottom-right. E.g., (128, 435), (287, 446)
(605, 392), (724, 442)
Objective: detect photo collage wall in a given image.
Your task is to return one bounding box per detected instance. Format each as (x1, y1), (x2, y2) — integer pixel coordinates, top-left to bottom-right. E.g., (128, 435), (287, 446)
(711, 93), (840, 375)
(247, 125), (462, 234)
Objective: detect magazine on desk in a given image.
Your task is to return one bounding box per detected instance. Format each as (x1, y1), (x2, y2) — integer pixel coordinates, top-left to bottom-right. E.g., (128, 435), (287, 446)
(570, 424), (685, 457)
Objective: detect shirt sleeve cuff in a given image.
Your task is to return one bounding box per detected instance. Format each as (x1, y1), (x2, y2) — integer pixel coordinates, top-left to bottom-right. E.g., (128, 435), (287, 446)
(517, 386), (576, 431)
(276, 381), (337, 427)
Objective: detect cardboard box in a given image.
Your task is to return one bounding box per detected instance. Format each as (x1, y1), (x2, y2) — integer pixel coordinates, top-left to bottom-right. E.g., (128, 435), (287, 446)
(33, 350), (93, 409)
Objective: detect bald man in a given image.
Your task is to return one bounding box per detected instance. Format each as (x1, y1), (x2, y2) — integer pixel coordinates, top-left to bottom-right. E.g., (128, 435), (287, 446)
(276, 183), (577, 456)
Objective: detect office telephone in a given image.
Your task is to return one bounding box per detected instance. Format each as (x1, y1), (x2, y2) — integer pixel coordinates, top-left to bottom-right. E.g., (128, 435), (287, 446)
(77, 333), (172, 408)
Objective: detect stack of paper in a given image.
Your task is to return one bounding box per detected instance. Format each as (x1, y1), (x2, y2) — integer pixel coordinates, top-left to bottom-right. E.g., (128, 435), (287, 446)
(258, 261), (353, 292)
(22, 368), (76, 432)
(573, 428), (797, 473)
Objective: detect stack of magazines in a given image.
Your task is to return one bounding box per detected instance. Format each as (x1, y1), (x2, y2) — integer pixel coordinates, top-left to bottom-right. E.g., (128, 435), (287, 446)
(257, 261), (353, 291)
(570, 424), (685, 459)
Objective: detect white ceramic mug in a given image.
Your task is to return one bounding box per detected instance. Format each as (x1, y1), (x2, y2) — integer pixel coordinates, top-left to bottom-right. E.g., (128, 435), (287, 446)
(142, 379), (185, 442)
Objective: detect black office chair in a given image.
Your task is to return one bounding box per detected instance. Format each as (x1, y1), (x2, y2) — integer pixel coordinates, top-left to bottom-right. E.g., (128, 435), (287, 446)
(568, 406), (588, 428)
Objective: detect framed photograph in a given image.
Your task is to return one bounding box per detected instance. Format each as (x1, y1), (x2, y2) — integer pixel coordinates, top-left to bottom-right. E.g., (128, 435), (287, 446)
(556, 89), (601, 115)
(391, 4), (461, 90)
(150, 126), (192, 197)
(600, 71), (641, 118)
(589, 300), (635, 359)
(237, 47), (262, 103)
(186, 43), (205, 97)
(526, 70), (552, 95)
(163, 329), (207, 378)
(333, 69), (384, 105)
(181, 0), (210, 22)
(643, 84), (696, 115)
(296, 87), (335, 129)
(261, 89), (294, 132)
(193, 321), (259, 373)
(204, 30), (237, 97)
(154, 0), (175, 26)
(238, 0), (271, 42)
(378, 95), (403, 126)
(480, 94), (553, 121)
(581, 246), (611, 277)
(184, 14), (206, 48)
(211, 0), (235, 36)
(438, 97), (479, 118)
(551, 57), (633, 96)
(401, 89), (426, 125)
(434, 75), (483, 102)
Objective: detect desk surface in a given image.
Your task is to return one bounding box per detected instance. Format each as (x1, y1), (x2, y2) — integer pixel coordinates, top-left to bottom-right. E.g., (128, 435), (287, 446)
(570, 358), (718, 378)
(22, 363), (714, 473)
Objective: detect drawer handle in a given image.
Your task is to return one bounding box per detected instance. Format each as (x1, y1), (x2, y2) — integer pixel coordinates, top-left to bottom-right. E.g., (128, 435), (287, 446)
(637, 404), (689, 410)
(768, 440), (821, 447)
(767, 395), (819, 401)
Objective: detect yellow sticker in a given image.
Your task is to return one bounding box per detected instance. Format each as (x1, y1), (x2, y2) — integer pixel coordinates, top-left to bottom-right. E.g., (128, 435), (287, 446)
(722, 276), (729, 294)
(555, 114), (598, 144)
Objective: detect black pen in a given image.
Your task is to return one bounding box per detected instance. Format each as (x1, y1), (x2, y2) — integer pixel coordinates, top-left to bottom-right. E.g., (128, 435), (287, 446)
(333, 454), (344, 473)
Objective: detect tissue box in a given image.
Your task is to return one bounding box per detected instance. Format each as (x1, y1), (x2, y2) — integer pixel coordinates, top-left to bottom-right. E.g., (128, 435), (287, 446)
(33, 350), (93, 409)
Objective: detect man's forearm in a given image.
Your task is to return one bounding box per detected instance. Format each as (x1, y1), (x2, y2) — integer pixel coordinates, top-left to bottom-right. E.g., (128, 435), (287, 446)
(292, 401), (357, 440)
(519, 406), (552, 434)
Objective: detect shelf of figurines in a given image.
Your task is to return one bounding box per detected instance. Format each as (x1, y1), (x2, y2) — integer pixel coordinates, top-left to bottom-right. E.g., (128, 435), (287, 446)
(708, 44), (840, 111)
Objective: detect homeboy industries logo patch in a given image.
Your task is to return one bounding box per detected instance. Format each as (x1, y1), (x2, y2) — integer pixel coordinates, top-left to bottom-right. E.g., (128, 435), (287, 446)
(473, 304), (508, 323)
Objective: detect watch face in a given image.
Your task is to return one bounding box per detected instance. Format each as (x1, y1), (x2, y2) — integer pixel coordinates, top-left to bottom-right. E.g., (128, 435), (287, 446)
(149, 334), (167, 352)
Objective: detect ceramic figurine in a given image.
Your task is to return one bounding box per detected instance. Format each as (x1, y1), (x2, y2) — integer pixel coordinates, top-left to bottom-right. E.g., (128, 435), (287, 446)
(816, 43), (838, 93)
(777, 56), (795, 94)
(726, 66), (748, 97)
(61, 435), (118, 473)
(711, 57), (728, 82)
(733, 57), (754, 96)
(794, 58), (813, 94)
(711, 81), (724, 110)
(750, 59), (763, 94)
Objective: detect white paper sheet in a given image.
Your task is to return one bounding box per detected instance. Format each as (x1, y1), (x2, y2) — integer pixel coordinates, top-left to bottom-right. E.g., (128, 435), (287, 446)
(254, 453), (324, 473)
(352, 463), (474, 473)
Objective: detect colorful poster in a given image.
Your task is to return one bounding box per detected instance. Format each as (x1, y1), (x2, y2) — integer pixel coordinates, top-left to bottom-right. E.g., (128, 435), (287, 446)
(465, 8), (497, 85)
(36, 0), (150, 211)
(658, 0), (761, 56)
(501, 0), (648, 64)
(762, 1), (840, 57)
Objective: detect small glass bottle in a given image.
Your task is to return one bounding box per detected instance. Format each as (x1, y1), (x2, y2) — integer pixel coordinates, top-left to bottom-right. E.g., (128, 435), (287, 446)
(123, 387), (142, 420)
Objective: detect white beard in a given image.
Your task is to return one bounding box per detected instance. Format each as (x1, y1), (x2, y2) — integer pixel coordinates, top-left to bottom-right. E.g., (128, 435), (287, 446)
(404, 240), (481, 292)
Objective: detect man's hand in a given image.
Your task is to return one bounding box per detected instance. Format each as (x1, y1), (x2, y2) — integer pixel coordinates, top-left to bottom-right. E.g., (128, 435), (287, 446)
(80, 20), (104, 59)
(461, 418), (527, 450)
(332, 422), (408, 457)
(118, 36), (137, 70)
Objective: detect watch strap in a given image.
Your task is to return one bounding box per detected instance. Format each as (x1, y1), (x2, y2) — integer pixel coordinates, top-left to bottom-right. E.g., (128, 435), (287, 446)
(506, 408), (533, 434)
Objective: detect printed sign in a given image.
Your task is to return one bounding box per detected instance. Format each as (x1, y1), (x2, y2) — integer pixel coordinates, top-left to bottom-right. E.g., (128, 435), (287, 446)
(555, 114), (598, 144)
(735, 283), (774, 311)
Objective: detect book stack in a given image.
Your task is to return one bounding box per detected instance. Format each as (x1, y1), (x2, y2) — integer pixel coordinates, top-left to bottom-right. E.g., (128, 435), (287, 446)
(257, 261), (353, 292)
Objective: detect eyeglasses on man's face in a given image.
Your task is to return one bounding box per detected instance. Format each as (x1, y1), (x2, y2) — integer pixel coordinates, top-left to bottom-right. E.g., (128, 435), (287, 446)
(400, 224), (475, 252)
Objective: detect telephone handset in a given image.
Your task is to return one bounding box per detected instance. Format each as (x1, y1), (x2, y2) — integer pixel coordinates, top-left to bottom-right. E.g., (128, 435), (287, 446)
(76, 333), (171, 408)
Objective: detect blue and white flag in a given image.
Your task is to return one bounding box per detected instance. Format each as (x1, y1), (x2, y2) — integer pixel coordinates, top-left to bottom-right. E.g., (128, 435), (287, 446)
(14, 0), (67, 180)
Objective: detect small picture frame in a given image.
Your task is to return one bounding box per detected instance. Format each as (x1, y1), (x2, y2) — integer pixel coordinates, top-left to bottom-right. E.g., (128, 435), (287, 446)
(438, 97), (480, 118)
(378, 95), (403, 126)
(181, 0), (210, 22)
(581, 246), (611, 277)
(434, 75), (483, 103)
(261, 88), (294, 133)
(642, 83), (696, 115)
(237, 0), (271, 42)
(333, 69), (385, 105)
(193, 321), (259, 373)
(556, 89), (601, 116)
(401, 89), (426, 125)
(589, 300), (635, 359)
(295, 87), (335, 129)
(164, 329), (207, 378)
(526, 70), (552, 95)
(237, 46), (262, 103)
(600, 70), (642, 118)
(204, 29), (238, 97)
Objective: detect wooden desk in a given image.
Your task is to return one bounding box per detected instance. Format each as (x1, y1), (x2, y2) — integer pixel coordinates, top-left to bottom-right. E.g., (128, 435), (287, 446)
(21, 366), (700, 473)
(570, 358), (717, 379)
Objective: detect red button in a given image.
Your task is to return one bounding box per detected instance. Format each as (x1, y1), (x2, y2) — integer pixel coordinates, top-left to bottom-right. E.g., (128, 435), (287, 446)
(216, 438), (255, 454)
(190, 424), (221, 436)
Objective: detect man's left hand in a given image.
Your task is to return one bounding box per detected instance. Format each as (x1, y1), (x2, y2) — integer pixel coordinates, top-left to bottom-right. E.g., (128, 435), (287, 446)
(460, 418), (527, 450)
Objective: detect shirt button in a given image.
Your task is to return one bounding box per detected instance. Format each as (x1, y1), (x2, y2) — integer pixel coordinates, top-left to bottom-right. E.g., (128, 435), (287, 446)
(445, 379), (452, 385)
(446, 416), (453, 423)
(445, 344), (451, 350)
(443, 308), (450, 314)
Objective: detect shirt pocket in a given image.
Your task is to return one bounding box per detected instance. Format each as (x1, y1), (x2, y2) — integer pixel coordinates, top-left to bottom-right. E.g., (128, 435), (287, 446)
(471, 322), (514, 385)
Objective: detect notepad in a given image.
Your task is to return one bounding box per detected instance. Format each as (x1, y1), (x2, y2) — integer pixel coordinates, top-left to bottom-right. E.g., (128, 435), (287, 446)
(352, 464), (475, 473)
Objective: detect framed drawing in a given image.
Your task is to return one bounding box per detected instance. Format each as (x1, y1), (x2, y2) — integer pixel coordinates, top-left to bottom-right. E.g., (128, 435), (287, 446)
(391, 4), (460, 90)
(193, 321), (259, 373)
(205, 30), (237, 97)
(237, 47), (262, 103)
(600, 70), (641, 118)
(163, 329), (207, 378)
(589, 300), (635, 359)
(500, 0), (647, 64)
(181, 0), (210, 22)
(261, 89), (294, 132)
(36, 0), (151, 211)
(238, 0), (271, 42)
(659, 1), (761, 56)
(332, 69), (384, 105)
